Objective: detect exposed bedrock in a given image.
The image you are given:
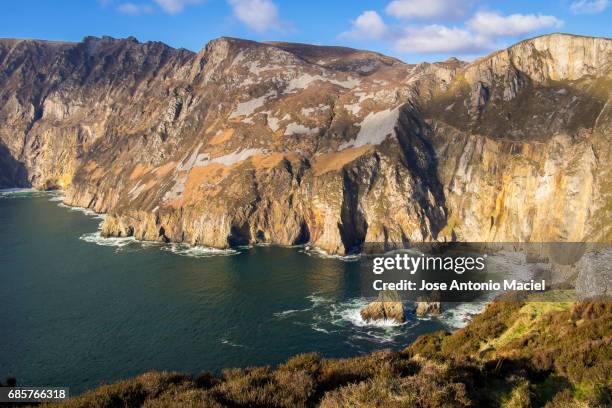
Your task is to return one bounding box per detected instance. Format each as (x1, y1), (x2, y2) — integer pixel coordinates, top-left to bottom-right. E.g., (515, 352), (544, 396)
(415, 301), (442, 318)
(0, 33), (610, 253)
(360, 291), (406, 324)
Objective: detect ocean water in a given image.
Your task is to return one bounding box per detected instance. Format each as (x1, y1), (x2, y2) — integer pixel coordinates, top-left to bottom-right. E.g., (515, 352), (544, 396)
(0, 191), (471, 394)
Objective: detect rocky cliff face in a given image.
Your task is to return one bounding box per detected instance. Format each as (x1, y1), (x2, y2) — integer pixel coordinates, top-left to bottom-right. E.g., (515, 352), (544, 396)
(1, 33), (610, 253)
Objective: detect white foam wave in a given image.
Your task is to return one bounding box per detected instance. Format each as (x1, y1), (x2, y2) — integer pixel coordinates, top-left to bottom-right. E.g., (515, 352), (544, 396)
(0, 188), (67, 200)
(438, 301), (489, 330)
(306, 293), (334, 307)
(0, 188), (49, 198)
(300, 294), (416, 343)
(347, 328), (416, 345)
(300, 246), (361, 261)
(273, 308), (312, 318)
(160, 243), (238, 258)
(300, 293), (490, 343)
(328, 297), (407, 328)
(220, 338), (246, 348)
(57, 202), (106, 219)
(80, 231), (136, 248)
(0, 188), (36, 194)
(79, 231), (239, 258)
(311, 326), (331, 334)
(341, 306), (406, 328)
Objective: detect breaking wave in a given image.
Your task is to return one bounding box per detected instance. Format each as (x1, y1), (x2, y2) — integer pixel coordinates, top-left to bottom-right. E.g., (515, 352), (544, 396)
(300, 246), (361, 262)
(79, 232), (238, 258)
(80, 231), (136, 248)
(0, 188), (50, 198)
(272, 308), (312, 318)
(278, 294), (418, 344)
(220, 338), (247, 348)
(274, 292), (491, 346)
(160, 243), (238, 258)
(57, 202), (106, 219)
(335, 298), (407, 328)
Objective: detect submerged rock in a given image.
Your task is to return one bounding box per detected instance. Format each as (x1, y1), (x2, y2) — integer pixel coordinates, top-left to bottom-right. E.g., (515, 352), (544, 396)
(360, 291), (405, 323)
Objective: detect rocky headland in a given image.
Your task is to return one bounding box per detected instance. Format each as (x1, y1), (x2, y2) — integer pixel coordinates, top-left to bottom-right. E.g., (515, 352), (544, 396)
(0, 33), (611, 254)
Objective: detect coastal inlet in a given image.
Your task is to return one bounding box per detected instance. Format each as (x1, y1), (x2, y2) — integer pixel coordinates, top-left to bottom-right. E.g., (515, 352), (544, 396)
(0, 191), (482, 394)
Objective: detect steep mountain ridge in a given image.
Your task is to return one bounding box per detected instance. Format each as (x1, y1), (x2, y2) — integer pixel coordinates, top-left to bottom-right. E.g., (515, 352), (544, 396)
(0, 33), (610, 252)
(0, 35), (194, 188)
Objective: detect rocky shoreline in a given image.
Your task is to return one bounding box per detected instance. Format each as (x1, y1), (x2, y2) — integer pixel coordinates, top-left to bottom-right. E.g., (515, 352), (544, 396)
(0, 34), (609, 255)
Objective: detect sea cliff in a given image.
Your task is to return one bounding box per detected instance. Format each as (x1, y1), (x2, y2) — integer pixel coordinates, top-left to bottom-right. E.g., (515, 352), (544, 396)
(0, 33), (610, 253)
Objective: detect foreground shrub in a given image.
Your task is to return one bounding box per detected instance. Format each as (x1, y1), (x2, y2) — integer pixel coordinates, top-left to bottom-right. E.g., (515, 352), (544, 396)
(43, 372), (188, 408)
(212, 365), (315, 407)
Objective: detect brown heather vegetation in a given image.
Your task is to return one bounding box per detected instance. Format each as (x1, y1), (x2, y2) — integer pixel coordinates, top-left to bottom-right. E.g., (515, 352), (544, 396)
(37, 299), (610, 408)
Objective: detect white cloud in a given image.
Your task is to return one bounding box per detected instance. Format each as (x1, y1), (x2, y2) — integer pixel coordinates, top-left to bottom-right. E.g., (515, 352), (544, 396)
(341, 6), (566, 56)
(117, 3), (154, 14)
(393, 25), (491, 54)
(153, 0), (203, 14)
(570, 0), (609, 14)
(227, 0), (282, 32)
(385, 0), (469, 20)
(467, 11), (563, 37)
(341, 11), (389, 39)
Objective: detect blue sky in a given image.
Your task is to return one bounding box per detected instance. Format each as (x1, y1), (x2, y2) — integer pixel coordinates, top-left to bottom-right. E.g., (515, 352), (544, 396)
(1, 0), (610, 62)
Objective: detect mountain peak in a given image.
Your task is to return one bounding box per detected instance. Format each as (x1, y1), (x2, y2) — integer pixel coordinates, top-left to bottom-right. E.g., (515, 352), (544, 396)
(467, 32), (612, 82)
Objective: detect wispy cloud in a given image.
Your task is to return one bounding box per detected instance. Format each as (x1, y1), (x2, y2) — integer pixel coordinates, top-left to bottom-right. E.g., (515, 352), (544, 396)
(117, 3), (154, 14)
(467, 11), (563, 37)
(108, 0), (285, 31)
(340, 11), (389, 40)
(340, 2), (564, 56)
(385, 0), (471, 20)
(153, 0), (203, 14)
(394, 25), (490, 54)
(569, 0), (609, 14)
(227, 0), (283, 32)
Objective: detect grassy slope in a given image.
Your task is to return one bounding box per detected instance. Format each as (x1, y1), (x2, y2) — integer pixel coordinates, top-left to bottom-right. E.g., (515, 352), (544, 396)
(40, 298), (610, 408)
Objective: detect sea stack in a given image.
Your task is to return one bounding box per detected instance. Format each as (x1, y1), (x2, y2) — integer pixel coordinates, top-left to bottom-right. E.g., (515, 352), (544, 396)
(415, 298), (442, 317)
(360, 291), (405, 324)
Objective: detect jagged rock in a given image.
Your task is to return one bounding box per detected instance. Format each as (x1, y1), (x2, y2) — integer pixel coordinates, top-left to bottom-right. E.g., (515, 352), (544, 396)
(0, 33), (610, 254)
(360, 291), (405, 323)
(415, 301), (442, 317)
(360, 301), (405, 324)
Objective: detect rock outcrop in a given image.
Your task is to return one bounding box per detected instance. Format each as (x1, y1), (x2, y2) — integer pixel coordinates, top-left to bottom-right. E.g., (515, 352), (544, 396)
(360, 292), (405, 324)
(415, 301), (442, 317)
(1, 33), (610, 252)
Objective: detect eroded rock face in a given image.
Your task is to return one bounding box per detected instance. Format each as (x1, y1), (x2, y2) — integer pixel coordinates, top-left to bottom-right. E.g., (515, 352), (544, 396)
(360, 301), (405, 324)
(360, 292), (405, 323)
(1, 34), (610, 253)
(415, 301), (442, 317)
(359, 296), (406, 323)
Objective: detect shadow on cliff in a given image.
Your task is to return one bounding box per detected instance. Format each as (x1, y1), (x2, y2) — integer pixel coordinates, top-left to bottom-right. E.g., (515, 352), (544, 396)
(0, 141), (29, 189)
(338, 166), (370, 254)
(335, 105), (450, 254)
(395, 105), (449, 240)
